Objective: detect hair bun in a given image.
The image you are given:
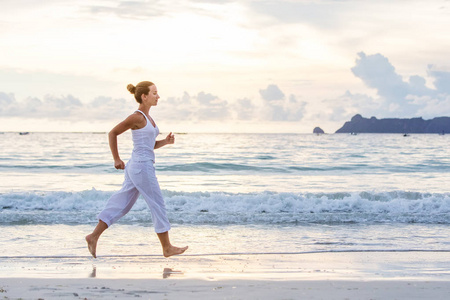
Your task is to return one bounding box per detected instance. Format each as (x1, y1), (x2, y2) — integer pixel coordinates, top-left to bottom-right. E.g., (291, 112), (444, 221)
(127, 84), (136, 94)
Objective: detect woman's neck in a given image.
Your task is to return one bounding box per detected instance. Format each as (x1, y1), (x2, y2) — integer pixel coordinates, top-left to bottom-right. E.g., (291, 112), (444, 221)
(137, 105), (150, 115)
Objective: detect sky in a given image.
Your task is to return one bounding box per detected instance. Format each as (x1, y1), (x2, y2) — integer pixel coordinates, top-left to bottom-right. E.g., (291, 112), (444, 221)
(1, 0), (449, 133)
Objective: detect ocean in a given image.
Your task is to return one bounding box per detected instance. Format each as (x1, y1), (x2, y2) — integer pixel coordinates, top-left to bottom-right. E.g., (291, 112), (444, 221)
(1, 132), (449, 261)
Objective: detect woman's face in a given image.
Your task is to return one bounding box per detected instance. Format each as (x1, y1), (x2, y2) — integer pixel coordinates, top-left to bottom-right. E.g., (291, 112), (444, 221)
(143, 85), (160, 106)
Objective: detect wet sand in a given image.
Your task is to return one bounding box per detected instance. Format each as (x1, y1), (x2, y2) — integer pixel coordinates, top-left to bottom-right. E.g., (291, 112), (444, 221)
(1, 251), (449, 299)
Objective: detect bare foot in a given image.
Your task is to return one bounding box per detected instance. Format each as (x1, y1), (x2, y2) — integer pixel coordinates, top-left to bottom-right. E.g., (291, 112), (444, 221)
(85, 234), (98, 258)
(163, 245), (188, 257)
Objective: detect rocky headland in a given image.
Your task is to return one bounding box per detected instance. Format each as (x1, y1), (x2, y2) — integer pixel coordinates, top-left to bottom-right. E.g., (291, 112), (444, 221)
(335, 114), (449, 134)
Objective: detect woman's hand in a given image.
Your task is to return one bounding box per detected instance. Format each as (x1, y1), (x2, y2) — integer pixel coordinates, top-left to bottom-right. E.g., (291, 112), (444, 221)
(165, 132), (175, 145)
(155, 132), (175, 149)
(114, 159), (125, 170)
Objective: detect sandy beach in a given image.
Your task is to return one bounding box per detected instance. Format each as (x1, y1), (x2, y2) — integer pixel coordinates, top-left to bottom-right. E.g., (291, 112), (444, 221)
(1, 251), (449, 299)
(2, 278), (448, 300)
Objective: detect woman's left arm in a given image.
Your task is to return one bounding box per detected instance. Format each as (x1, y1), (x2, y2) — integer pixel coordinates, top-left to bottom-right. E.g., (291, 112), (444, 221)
(155, 132), (175, 149)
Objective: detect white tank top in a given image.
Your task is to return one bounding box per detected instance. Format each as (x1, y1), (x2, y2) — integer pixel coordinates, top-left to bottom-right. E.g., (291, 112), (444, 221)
(131, 110), (159, 163)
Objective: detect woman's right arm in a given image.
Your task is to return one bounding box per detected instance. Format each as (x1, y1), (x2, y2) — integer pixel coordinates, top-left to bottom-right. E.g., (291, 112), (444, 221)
(109, 114), (140, 169)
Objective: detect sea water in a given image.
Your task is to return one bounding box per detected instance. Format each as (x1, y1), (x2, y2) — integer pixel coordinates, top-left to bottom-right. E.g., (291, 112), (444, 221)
(1, 132), (449, 259)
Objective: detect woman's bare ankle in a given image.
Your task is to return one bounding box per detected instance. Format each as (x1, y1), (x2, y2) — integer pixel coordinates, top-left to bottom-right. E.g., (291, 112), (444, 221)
(163, 245), (188, 257)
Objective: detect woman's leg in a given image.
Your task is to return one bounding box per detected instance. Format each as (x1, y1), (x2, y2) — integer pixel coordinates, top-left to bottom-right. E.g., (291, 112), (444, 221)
(130, 163), (188, 256)
(157, 231), (188, 257)
(85, 220), (108, 258)
(86, 167), (139, 258)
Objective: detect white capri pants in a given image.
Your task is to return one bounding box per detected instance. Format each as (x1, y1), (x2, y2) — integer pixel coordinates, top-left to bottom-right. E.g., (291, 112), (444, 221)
(98, 160), (171, 233)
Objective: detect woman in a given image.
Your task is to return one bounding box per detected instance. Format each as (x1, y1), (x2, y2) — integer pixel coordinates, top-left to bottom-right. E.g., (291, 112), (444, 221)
(85, 81), (188, 258)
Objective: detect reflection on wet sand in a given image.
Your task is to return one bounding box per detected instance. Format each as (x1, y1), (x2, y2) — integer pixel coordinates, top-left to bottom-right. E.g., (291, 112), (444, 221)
(163, 268), (183, 278)
(88, 266), (183, 279)
(90, 266), (96, 278)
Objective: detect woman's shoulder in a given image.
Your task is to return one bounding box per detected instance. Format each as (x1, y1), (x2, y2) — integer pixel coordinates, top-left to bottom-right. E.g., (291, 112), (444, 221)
(122, 112), (139, 121)
(120, 112), (146, 129)
(131, 111), (145, 117)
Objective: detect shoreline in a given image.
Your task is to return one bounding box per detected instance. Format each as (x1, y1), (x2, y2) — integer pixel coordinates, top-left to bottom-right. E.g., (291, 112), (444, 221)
(1, 251), (449, 299)
(2, 251), (449, 280)
(2, 248), (449, 258)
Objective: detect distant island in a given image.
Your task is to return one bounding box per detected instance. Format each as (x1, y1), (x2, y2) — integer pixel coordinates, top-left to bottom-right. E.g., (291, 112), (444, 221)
(313, 127), (325, 134)
(335, 114), (450, 134)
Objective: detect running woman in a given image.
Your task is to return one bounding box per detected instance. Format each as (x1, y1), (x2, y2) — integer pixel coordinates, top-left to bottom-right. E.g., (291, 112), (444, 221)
(85, 81), (188, 258)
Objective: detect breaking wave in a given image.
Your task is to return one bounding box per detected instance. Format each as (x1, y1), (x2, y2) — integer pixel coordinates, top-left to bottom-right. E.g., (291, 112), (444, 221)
(1, 189), (449, 225)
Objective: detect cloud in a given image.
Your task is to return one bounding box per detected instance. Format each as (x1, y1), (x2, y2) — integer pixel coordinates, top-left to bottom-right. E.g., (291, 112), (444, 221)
(45, 94), (82, 109)
(158, 86), (307, 123)
(409, 94), (450, 117)
(3, 50), (448, 128)
(0, 90), (231, 122)
(154, 91), (230, 121)
(195, 92), (230, 120)
(0, 93), (134, 120)
(351, 52), (436, 102)
(322, 91), (382, 122)
(235, 98), (256, 120)
(0, 84), (304, 125)
(156, 92), (193, 121)
(285, 95), (307, 121)
(190, 0), (234, 3)
(248, 0), (345, 28)
(83, 1), (166, 20)
(0, 92), (15, 109)
(259, 84), (285, 101)
(86, 96), (136, 120)
(325, 52), (450, 120)
(259, 85), (306, 121)
(428, 65), (450, 94)
(83, 0), (243, 22)
(196, 91), (218, 105)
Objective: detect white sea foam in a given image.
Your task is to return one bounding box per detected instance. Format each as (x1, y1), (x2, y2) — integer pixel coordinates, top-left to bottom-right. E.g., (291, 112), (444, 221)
(1, 189), (449, 225)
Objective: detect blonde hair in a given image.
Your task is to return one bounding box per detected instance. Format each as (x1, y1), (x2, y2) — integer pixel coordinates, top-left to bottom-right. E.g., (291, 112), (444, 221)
(127, 81), (154, 103)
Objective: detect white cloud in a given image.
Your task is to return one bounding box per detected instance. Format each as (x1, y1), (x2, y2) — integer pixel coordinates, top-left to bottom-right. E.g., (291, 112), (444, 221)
(351, 52), (437, 102)
(322, 91), (382, 122)
(258, 85), (307, 122)
(408, 94), (450, 118)
(153, 91), (231, 122)
(0, 92), (15, 108)
(157, 89), (307, 123)
(428, 65), (450, 94)
(2, 51), (448, 133)
(1, 83), (310, 125)
(324, 52), (450, 121)
(155, 92), (193, 121)
(194, 92), (230, 120)
(284, 95), (307, 122)
(86, 96), (136, 120)
(0, 94), (72, 118)
(0, 93), (134, 120)
(259, 84), (285, 101)
(83, 0), (167, 20)
(235, 98), (256, 120)
(248, 0), (349, 28)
